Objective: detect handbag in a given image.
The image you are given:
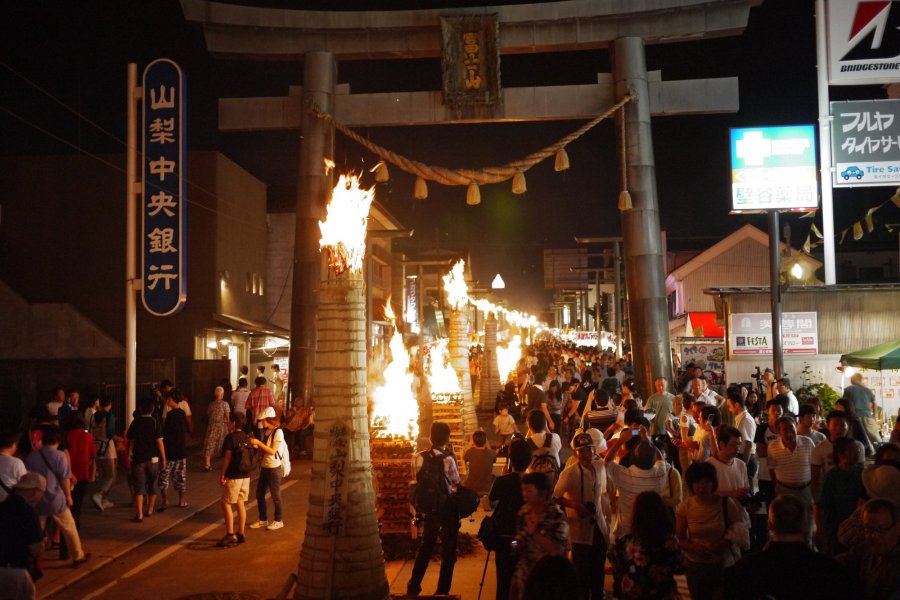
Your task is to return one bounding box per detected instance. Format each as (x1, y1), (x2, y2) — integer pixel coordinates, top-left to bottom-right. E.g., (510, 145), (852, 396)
(447, 484), (480, 518)
(477, 514), (500, 551)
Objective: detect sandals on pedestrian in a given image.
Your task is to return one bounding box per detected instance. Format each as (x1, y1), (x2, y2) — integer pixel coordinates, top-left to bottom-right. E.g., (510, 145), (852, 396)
(216, 533), (238, 547)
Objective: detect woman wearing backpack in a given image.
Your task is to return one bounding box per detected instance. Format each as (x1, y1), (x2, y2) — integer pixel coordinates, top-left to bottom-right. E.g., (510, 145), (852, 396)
(248, 407), (285, 531)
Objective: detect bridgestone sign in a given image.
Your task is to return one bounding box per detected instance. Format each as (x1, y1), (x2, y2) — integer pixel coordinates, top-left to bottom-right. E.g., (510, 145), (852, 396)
(828, 0), (900, 85)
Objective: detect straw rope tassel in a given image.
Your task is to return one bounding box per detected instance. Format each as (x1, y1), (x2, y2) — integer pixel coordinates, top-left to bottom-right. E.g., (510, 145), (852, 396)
(512, 169), (527, 194)
(414, 176), (428, 200)
(554, 148), (570, 172)
(617, 106), (632, 211)
(371, 160), (389, 182)
(467, 181), (481, 205)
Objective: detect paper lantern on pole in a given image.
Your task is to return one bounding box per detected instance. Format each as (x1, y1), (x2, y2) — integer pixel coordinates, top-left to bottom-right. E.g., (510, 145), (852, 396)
(554, 148), (570, 172)
(512, 169), (527, 194)
(467, 182), (481, 206)
(414, 176), (428, 200)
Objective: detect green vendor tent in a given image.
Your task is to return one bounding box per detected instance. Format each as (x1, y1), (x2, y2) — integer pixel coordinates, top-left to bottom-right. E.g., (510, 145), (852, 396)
(840, 340), (900, 371)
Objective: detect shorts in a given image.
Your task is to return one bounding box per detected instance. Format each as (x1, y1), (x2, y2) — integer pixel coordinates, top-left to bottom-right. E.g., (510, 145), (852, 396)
(131, 461), (160, 496)
(222, 477), (250, 504)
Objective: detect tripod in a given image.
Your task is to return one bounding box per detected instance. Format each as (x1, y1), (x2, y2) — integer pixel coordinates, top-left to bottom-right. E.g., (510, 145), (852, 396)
(477, 548), (492, 600)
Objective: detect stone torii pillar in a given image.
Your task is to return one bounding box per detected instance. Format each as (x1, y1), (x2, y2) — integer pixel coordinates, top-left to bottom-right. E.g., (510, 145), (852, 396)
(289, 51), (335, 406)
(613, 38), (672, 396)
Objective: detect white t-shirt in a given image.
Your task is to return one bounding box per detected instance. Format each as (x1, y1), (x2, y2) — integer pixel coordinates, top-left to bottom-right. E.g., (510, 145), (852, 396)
(493, 413), (517, 435)
(554, 460), (609, 545)
(767, 435), (815, 485)
(734, 411), (757, 456)
(810, 437), (866, 476)
(691, 427), (712, 463)
(783, 391), (799, 416)
(163, 399), (192, 419)
(261, 428), (285, 469)
(232, 388), (251, 415)
(527, 431), (562, 466)
(800, 429), (826, 446)
(0, 454), (27, 502)
(607, 460), (667, 540)
(707, 455), (750, 494)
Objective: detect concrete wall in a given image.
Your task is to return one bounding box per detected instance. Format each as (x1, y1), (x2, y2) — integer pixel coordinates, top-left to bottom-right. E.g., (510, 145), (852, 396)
(0, 152), (269, 362)
(214, 153), (269, 321)
(265, 212), (296, 330)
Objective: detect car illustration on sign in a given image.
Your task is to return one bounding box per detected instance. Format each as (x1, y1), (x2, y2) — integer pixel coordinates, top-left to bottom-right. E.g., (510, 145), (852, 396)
(840, 166), (864, 180)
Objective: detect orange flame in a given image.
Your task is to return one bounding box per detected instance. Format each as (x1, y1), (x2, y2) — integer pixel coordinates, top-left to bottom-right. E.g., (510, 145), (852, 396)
(442, 259), (468, 311)
(319, 174), (374, 274)
(425, 339), (461, 395)
(370, 302), (419, 440)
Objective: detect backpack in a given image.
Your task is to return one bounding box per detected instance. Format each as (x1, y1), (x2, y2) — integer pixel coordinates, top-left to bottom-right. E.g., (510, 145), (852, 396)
(410, 450), (450, 515)
(527, 433), (560, 484)
(91, 412), (110, 456)
(238, 434), (263, 474)
(276, 429), (291, 478)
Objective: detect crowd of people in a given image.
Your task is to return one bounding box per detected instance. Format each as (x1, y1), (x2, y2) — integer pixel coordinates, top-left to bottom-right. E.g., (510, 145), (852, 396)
(408, 342), (900, 600)
(0, 366), (316, 599)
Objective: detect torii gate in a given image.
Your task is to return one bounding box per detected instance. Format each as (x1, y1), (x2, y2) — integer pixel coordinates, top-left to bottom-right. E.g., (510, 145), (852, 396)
(182, 1), (754, 598)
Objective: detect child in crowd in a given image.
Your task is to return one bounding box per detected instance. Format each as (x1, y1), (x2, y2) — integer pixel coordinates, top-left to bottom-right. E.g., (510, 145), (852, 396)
(493, 406), (519, 454)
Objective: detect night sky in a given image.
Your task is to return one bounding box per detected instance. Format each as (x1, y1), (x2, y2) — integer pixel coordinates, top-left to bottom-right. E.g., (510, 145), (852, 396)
(2, 0), (898, 314)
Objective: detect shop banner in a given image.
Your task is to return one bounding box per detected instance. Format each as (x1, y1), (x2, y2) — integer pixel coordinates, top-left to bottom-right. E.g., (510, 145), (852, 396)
(831, 99), (900, 187)
(731, 312), (818, 355)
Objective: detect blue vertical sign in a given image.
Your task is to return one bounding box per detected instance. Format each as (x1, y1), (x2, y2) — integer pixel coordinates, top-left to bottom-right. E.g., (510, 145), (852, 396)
(142, 59), (186, 316)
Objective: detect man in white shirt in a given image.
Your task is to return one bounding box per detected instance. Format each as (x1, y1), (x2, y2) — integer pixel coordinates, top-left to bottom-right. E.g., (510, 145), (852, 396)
(690, 377), (721, 407)
(810, 410), (866, 498)
(554, 433), (609, 600)
(768, 416), (815, 508)
(797, 405), (826, 445)
(603, 427), (667, 541)
(525, 410), (562, 479)
(0, 432), (27, 503)
(645, 377), (674, 438)
(707, 425), (750, 500)
(728, 391), (758, 481)
(776, 377), (799, 416)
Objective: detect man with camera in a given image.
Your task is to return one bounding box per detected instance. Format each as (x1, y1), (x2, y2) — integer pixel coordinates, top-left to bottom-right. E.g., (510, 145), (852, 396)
(554, 432), (609, 600)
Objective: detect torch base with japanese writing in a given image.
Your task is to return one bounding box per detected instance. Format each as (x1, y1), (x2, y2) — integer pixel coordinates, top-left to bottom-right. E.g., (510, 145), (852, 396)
(296, 276), (389, 600)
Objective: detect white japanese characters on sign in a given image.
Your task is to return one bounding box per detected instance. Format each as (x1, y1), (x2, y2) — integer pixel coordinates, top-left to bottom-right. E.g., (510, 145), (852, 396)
(730, 312), (818, 356)
(142, 58), (186, 316)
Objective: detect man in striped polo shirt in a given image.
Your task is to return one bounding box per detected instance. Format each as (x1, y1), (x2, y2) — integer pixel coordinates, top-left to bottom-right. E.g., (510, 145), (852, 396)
(768, 416), (815, 511)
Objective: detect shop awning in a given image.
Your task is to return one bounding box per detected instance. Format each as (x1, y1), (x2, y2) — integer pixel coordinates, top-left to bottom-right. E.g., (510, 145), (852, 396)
(840, 339), (900, 370)
(212, 313), (290, 339)
(687, 312), (724, 338)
